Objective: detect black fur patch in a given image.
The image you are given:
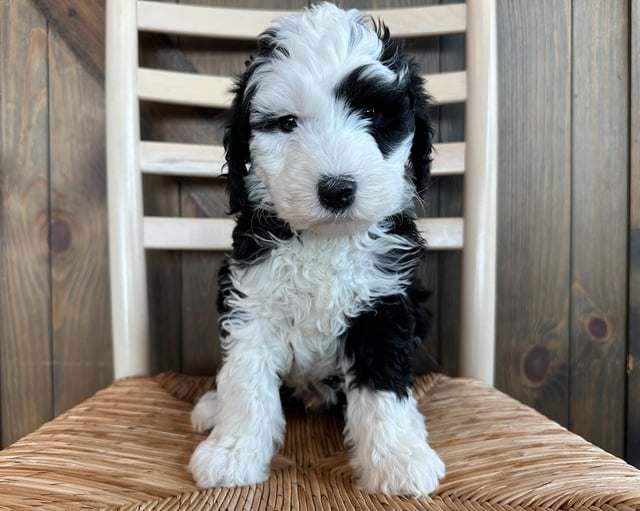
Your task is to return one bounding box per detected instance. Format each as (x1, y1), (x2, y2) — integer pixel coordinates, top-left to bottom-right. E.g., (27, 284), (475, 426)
(375, 212), (426, 272)
(343, 211), (431, 398)
(230, 206), (294, 265)
(334, 65), (413, 158)
(223, 27), (288, 214)
(344, 288), (429, 398)
(370, 19), (434, 195)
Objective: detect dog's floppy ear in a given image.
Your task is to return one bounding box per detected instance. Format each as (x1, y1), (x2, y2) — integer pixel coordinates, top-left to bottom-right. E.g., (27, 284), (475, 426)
(375, 22), (434, 196)
(407, 65), (434, 197)
(223, 29), (284, 214)
(223, 70), (253, 215)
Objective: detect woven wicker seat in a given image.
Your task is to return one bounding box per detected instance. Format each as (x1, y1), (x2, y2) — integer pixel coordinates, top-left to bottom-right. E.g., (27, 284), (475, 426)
(2, 372), (639, 510)
(1, 2), (639, 509)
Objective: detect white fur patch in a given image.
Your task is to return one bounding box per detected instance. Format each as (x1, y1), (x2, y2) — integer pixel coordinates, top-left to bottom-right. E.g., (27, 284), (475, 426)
(344, 384), (445, 496)
(221, 226), (418, 390)
(191, 390), (218, 433)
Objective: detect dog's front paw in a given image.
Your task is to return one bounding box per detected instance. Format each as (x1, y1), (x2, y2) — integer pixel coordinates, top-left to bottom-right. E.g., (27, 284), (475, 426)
(191, 390), (219, 433)
(355, 443), (445, 497)
(189, 436), (270, 488)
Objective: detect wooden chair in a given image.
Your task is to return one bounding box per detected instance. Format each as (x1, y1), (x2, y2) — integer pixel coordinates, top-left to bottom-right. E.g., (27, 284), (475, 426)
(0, 1), (638, 509)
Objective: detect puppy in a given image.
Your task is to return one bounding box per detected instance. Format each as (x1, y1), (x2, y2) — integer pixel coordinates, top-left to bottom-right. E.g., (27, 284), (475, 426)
(189, 2), (445, 496)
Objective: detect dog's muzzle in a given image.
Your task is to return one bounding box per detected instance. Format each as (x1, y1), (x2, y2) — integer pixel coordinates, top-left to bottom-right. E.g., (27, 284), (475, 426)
(317, 175), (357, 213)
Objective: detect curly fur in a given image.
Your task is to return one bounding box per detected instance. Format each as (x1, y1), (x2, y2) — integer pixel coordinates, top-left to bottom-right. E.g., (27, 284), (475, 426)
(189, 3), (444, 496)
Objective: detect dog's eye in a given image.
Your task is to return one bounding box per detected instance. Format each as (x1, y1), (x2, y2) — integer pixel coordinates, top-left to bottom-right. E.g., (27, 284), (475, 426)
(362, 107), (376, 118)
(361, 107), (384, 125)
(278, 115), (298, 133)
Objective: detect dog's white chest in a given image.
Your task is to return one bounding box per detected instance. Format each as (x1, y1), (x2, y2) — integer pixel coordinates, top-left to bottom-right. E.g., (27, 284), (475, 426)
(228, 232), (393, 380)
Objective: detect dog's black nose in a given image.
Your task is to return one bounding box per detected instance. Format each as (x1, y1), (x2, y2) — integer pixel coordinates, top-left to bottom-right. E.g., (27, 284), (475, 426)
(317, 176), (357, 212)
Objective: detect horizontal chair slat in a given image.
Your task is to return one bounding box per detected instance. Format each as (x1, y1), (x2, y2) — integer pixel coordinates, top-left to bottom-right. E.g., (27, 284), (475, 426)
(137, 69), (231, 109)
(137, 1), (466, 39)
(137, 2), (292, 40)
(427, 71), (467, 105)
(144, 217), (234, 251)
(370, 4), (466, 38)
(421, 217), (464, 250)
(139, 142), (225, 176)
(137, 69), (466, 108)
(143, 217), (463, 251)
(433, 142), (465, 176)
(139, 141), (464, 178)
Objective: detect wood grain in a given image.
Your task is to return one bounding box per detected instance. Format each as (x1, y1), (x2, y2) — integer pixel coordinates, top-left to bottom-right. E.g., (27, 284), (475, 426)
(495, 0), (572, 426)
(570, 0), (628, 458)
(0, 0), (53, 447)
(433, 0), (464, 376)
(138, 1), (466, 39)
(48, 29), (112, 415)
(138, 14), (185, 374)
(628, 0), (640, 468)
(143, 176), (182, 373)
(32, 0), (105, 81)
(138, 2), (227, 375)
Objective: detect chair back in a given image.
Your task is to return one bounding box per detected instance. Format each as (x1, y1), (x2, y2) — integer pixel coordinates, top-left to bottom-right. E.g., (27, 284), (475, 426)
(105, 0), (497, 383)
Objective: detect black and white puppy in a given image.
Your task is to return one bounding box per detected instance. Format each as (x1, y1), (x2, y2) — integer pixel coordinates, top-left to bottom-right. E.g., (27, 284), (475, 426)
(189, 2), (445, 496)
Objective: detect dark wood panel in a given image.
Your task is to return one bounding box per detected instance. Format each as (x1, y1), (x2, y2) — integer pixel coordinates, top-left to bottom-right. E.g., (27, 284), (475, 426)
(434, 0), (464, 376)
(180, 189), (225, 375)
(139, 19), (184, 374)
(139, 7), (224, 374)
(32, 0), (105, 81)
(144, 180), (182, 374)
(628, 0), (640, 468)
(570, 0), (629, 458)
(495, 0), (572, 426)
(0, 1), (53, 447)
(48, 29), (113, 415)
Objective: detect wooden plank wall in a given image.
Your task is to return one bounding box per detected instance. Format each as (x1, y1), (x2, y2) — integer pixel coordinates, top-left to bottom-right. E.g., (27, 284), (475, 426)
(570, 0), (628, 457)
(496, 0), (632, 459)
(0, 0), (637, 468)
(629, 0), (640, 468)
(0, 0), (53, 446)
(496, 0), (573, 427)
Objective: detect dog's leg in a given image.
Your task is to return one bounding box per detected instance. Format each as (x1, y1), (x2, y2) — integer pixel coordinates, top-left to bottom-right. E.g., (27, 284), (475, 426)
(189, 337), (285, 488)
(342, 299), (445, 496)
(344, 384), (444, 496)
(191, 389), (218, 433)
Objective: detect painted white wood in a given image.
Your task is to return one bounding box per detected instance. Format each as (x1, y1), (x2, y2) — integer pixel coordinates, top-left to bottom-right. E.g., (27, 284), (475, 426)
(428, 71), (467, 105)
(143, 217), (462, 252)
(372, 4), (466, 38)
(419, 217), (464, 251)
(144, 217), (235, 251)
(106, 0), (150, 378)
(460, 0), (498, 385)
(137, 69), (232, 109)
(139, 141), (225, 177)
(138, 141), (463, 178)
(137, 68), (466, 108)
(433, 142), (466, 176)
(137, 1), (466, 39)
(137, 2), (293, 40)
